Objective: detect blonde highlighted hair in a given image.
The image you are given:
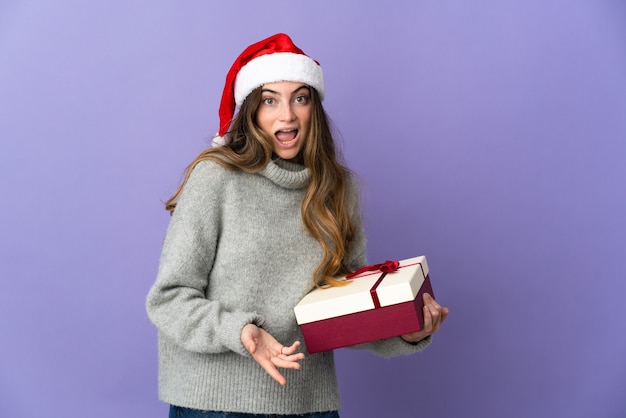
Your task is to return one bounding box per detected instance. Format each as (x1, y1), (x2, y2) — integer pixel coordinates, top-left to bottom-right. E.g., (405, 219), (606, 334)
(165, 87), (355, 287)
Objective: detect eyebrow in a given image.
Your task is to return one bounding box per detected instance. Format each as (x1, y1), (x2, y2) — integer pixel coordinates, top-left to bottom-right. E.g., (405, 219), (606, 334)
(261, 85), (310, 96)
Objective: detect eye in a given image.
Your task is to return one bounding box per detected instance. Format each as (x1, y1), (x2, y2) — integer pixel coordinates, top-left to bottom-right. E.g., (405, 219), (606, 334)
(262, 97), (276, 105)
(294, 95), (310, 105)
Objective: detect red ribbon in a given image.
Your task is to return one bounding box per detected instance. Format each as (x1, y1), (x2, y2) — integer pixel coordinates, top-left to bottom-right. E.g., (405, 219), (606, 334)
(346, 260), (400, 279)
(346, 260), (400, 309)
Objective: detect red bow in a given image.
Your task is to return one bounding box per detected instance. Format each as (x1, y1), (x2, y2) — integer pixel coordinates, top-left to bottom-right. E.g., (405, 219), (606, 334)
(346, 260), (400, 279)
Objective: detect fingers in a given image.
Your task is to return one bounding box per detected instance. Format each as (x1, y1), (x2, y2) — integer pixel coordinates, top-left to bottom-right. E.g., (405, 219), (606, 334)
(247, 339), (304, 386)
(280, 341), (302, 356)
(441, 306), (450, 324)
(258, 359), (288, 386)
(420, 293), (449, 334)
(257, 343), (305, 386)
(271, 354), (304, 369)
(241, 324), (307, 385)
(426, 305), (443, 333)
(274, 341), (305, 366)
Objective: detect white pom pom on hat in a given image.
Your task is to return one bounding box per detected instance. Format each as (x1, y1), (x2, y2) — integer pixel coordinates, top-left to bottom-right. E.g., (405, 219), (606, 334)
(212, 33), (324, 146)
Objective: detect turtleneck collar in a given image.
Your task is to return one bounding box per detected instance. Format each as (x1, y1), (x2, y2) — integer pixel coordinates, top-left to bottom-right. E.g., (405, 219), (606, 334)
(259, 159), (311, 190)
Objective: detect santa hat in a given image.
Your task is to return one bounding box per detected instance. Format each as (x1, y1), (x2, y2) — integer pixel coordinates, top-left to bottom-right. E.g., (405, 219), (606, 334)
(212, 33), (325, 146)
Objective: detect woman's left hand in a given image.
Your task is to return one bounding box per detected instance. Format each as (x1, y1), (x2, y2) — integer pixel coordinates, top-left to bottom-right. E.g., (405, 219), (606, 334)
(401, 293), (449, 343)
(241, 324), (305, 386)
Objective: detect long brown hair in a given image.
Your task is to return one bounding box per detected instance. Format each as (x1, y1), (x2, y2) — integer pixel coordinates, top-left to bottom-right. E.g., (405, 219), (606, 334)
(165, 87), (355, 287)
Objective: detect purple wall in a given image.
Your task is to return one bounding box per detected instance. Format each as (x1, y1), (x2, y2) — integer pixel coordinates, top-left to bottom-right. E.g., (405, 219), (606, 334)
(2, 1), (625, 417)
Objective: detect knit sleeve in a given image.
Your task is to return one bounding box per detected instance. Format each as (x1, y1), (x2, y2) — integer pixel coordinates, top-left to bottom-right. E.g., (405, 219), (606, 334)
(146, 161), (263, 356)
(349, 335), (432, 357)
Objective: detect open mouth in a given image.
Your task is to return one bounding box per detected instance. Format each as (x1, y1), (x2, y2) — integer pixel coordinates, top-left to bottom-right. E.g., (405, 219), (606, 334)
(275, 129), (299, 146)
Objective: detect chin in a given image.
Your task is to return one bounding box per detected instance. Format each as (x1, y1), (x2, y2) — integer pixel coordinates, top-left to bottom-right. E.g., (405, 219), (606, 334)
(275, 150), (303, 163)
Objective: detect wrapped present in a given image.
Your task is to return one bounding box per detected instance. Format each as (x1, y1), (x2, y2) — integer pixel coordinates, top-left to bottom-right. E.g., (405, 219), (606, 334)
(293, 255), (434, 354)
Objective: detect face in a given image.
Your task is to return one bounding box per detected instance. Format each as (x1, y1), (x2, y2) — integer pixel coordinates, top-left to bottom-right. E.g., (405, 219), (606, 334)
(256, 81), (312, 162)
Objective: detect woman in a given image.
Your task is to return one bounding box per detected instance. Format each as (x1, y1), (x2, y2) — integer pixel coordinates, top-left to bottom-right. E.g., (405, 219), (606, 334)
(146, 33), (448, 418)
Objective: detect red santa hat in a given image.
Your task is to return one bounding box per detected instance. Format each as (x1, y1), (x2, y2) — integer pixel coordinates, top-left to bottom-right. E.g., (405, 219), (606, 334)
(213, 33), (325, 146)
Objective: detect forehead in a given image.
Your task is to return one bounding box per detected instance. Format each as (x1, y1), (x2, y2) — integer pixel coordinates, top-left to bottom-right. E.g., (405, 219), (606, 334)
(261, 81), (309, 93)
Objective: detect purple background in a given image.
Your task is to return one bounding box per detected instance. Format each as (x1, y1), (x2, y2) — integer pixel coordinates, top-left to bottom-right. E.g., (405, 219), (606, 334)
(2, 1), (625, 417)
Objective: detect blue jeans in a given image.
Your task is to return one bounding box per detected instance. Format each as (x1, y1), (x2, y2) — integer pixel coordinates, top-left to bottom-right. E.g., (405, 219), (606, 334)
(169, 406), (340, 418)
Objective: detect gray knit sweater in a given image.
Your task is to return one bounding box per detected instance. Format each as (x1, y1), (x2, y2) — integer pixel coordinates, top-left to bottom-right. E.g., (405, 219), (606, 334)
(146, 159), (431, 414)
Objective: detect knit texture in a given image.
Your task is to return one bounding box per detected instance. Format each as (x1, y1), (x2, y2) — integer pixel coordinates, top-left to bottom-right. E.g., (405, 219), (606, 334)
(146, 159), (431, 414)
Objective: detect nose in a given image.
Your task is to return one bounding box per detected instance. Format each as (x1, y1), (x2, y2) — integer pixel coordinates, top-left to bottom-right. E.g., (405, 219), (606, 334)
(278, 102), (296, 122)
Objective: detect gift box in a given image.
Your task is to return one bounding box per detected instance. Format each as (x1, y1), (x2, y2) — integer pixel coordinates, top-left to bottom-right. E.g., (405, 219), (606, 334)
(293, 255), (434, 354)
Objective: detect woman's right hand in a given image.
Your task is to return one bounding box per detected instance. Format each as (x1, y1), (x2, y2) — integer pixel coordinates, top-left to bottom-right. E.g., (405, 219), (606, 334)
(240, 324), (305, 386)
